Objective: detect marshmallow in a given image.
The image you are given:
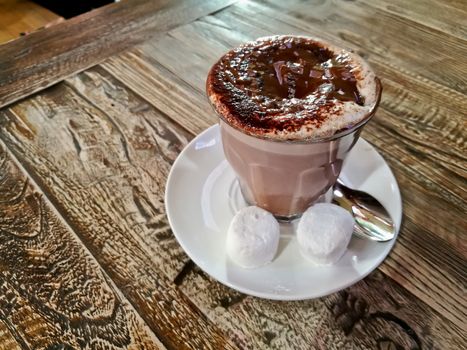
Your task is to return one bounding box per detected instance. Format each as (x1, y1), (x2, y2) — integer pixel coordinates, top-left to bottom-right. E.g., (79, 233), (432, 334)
(226, 206), (280, 268)
(297, 203), (354, 265)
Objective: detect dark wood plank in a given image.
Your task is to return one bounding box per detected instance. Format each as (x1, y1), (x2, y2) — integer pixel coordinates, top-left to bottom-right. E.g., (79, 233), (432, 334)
(0, 0), (236, 109)
(444, 0), (467, 13)
(359, 0), (466, 40)
(0, 320), (21, 350)
(99, 11), (467, 329)
(179, 266), (466, 349)
(101, 50), (210, 136)
(0, 141), (164, 349)
(0, 68), (238, 350)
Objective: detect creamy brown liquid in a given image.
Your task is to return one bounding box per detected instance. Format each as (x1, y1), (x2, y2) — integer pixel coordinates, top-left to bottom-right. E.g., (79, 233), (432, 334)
(220, 120), (361, 217)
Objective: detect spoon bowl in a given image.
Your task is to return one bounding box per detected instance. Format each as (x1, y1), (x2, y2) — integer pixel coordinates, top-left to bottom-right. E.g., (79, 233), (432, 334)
(333, 180), (395, 242)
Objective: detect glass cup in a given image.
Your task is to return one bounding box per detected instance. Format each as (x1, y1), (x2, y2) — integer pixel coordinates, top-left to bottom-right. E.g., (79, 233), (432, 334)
(213, 78), (381, 220)
(207, 38), (382, 220)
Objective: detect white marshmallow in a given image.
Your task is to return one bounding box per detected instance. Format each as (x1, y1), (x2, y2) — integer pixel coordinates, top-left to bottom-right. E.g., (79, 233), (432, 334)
(226, 206), (280, 268)
(297, 203), (354, 265)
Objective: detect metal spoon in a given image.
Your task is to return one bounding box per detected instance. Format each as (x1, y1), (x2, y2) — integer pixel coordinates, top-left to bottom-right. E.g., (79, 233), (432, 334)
(333, 180), (395, 242)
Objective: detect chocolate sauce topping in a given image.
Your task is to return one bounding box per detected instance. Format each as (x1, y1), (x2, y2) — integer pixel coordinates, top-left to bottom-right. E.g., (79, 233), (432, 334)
(207, 36), (377, 140)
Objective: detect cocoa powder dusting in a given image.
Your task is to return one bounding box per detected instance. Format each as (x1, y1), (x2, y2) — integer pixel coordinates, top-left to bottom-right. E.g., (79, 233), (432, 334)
(207, 36), (365, 138)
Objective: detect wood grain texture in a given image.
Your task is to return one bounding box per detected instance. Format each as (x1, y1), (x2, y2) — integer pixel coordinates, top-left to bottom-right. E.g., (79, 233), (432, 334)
(179, 266), (465, 349)
(0, 0), (62, 43)
(248, 0), (467, 94)
(0, 68), (238, 350)
(100, 4), (467, 330)
(0, 0), (466, 348)
(0, 0), (235, 109)
(0, 141), (164, 349)
(101, 50), (211, 137)
(358, 0), (467, 40)
(442, 0), (467, 13)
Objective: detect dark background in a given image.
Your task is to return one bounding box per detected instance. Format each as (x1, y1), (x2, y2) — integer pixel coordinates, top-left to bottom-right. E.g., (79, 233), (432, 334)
(34, 0), (113, 18)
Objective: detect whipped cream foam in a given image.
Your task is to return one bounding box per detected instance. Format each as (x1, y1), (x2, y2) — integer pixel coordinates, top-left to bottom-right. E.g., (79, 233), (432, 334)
(207, 35), (381, 141)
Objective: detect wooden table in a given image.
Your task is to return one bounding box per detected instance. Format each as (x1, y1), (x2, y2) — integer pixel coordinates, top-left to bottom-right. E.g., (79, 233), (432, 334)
(0, 0), (465, 348)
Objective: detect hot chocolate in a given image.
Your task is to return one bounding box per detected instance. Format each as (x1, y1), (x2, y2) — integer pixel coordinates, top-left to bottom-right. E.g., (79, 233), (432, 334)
(207, 36), (381, 218)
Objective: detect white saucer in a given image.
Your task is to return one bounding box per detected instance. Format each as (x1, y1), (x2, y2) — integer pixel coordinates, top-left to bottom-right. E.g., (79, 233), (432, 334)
(165, 125), (402, 300)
